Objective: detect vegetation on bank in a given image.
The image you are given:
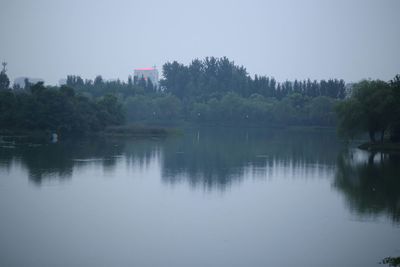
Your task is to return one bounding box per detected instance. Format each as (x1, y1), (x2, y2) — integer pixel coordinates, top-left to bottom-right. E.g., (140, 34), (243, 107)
(66, 57), (343, 126)
(0, 80), (124, 136)
(336, 75), (400, 149)
(1, 57), (399, 141)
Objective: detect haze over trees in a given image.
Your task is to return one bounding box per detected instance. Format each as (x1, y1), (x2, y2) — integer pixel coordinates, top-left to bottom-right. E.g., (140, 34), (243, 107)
(336, 75), (400, 143)
(64, 57), (346, 126)
(161, 57), (346, 100)
(1, 57), (399, 137)
(0, 69), (124, 135)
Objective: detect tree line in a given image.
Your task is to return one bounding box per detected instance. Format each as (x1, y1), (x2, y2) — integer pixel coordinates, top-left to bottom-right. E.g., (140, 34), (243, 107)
(2, 57), (398, 134)
(60, 57), (345, 126)
(336, 75), (400, 143)
(161, 57), (346, 100)
(0, 73), (124, 135)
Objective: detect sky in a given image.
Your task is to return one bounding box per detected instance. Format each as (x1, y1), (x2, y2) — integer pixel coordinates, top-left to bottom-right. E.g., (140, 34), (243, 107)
(0, 0), (399, 85)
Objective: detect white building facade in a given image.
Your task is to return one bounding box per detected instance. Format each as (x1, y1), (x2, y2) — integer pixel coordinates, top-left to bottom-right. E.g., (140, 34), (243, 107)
(134, 67), (159, 87)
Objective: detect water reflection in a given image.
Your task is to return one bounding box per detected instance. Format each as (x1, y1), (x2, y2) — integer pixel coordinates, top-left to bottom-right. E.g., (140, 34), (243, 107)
(160, 128), (339, 190)
(0, 139), (123, 185)
(0, 128), (339, 187)
(334, 149), (400, 222)
(1, 128), (399, 223)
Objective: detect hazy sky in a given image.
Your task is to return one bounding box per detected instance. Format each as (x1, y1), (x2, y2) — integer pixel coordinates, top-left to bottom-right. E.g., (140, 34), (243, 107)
(1, 0), (399, 85)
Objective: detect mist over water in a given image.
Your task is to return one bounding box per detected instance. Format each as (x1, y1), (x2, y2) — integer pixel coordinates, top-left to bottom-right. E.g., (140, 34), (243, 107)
(1, 128), (399, 266)
(1, 1), (400, 266)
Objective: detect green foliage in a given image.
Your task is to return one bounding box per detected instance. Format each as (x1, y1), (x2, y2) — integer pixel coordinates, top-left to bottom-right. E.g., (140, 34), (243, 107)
(157, 57), (346, 126)
(0, 68), (10, 90)
(335, 78), (399, 142)
(336, 99), (364, 139)
(97, 94), (125, 126)
(0, 90), (17, 126)
(308, 96), (337, 126)
(124, 94), (182, 122)
(381, 257), (400, 266)
(389, 75), (400, 142)
(0, 82), (124, 135)
(59, 57), (348, 127)
(160, 57), (346, 101)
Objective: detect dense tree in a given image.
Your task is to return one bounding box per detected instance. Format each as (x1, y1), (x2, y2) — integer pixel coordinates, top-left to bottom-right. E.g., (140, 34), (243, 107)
(336, 98), (365, 139)
(124, 94), (182, 122)
(160, 57), (346, 101)
(6, 57), (367, 128)
(308, 96), (337, 126)
(336, 79), (398, 142)
(59, 57), (349, 126)
(389, 75), (400, 142)
(0, 64), (10, 90)
(0, 82), (124, 135)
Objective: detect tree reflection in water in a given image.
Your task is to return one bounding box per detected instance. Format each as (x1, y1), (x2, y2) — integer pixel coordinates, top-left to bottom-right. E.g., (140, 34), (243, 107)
(159, 127), (339, 190)
(0, 139), (124, 185)
(0, 128), (339, 189)
(2, 128), (399, 224)
(334, 149), (400, 223)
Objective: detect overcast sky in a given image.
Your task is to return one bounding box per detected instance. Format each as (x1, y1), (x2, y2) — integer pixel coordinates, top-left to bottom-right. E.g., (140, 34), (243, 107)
(1, 0), (399, 85)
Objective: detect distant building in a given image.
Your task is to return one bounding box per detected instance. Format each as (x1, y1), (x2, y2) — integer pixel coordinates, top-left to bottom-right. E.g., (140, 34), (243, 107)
(345, 83), (355, 98)
(14, 77), (44, 88)
(134, 67), (159, 86)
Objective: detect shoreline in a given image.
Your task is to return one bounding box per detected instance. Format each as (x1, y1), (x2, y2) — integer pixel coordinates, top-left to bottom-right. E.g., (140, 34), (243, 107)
(358, 142), (400, 152)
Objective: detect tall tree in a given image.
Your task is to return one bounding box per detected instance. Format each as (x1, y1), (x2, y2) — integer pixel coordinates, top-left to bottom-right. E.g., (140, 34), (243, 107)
(0, 62), (10, 90)
(336, 79), (395, 142)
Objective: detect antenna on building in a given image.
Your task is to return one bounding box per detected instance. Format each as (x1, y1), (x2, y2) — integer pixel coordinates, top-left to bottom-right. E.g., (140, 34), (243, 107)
(1, 61), (7, 73)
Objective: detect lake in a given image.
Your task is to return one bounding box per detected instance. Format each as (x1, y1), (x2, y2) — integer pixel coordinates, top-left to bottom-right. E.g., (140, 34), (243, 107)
(0, 127), (399, 267)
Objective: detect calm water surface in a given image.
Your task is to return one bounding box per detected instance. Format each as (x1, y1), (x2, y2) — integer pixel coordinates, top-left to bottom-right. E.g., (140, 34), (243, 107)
(0, 128), (399, 267)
